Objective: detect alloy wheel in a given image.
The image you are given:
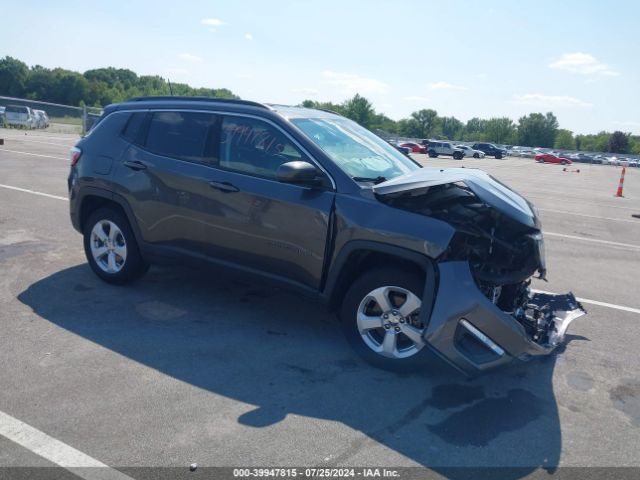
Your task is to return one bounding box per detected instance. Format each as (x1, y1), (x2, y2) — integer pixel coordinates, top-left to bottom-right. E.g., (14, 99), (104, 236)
(356, 286), (425, 359)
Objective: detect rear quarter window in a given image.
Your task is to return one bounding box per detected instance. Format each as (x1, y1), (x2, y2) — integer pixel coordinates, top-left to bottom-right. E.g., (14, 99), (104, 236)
(121, 112), (147, 143)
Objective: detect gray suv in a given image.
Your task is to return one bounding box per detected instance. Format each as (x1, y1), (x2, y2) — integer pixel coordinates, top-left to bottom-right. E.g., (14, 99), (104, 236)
(68, 97), (585, 375)
(426, 141), (465, 160)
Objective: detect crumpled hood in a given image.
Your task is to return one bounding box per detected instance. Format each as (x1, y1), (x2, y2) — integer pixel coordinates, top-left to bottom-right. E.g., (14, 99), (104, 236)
(373, 167), (538, 228)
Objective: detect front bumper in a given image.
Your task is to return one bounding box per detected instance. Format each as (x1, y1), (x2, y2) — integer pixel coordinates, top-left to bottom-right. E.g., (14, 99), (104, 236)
(423, 261), (585, 375)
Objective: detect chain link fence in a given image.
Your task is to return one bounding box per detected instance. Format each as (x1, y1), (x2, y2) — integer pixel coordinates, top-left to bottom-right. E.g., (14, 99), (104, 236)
(0, 96), (102, 135)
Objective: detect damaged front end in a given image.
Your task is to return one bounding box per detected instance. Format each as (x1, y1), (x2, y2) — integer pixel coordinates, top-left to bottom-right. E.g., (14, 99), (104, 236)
(374, 168), (586, 374)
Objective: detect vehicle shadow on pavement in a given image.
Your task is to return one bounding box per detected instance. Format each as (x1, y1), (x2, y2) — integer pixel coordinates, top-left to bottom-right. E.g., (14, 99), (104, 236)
(18, 264), (567, 478)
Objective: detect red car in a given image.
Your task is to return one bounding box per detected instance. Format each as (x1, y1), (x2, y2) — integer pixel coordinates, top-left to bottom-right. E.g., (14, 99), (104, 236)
(535, 153), (572, 165)
(399, 142), (427, 154)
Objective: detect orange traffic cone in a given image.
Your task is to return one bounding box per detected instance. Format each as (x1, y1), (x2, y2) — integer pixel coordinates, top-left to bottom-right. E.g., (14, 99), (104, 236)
(615, 167), (626, 197)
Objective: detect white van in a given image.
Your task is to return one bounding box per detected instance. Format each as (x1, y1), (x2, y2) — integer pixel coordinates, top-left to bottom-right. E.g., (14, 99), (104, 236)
(5, 105), (36, 129)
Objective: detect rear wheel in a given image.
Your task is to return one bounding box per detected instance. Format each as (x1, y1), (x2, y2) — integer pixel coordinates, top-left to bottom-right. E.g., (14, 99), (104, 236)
(428, 150), (438, 158)
(453, 152), (463, 160)
(83, 208), (148, 285)
(340, 268), (428, 371)
(495, 153), (503, 159)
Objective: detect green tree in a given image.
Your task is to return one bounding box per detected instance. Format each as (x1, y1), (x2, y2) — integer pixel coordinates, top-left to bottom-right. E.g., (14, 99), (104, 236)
(439, 116), (464, 140)
(463, 117), (488, 141)
(554, 129), (575, 150)
(410, 109), (438, 139)
(484, 117), (517, 144)
(0, 56), (29, 97)
(517, 112), (558, 147)
(343, 94), (375, 128)
(607, 131), (630, 154)
(579, 132), (610, 152)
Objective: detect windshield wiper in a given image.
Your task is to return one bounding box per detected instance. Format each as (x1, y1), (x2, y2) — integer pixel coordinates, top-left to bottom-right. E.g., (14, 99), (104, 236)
(352, 176), (387, 184)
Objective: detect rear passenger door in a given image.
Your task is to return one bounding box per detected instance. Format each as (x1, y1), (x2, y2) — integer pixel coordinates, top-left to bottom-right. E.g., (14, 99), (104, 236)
(114, 110), (221, 252)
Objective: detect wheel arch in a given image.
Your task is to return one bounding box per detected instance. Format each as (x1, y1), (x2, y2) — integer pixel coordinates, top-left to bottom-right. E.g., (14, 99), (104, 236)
(324, 241), (438, 323)
(77, 188), (144, 247)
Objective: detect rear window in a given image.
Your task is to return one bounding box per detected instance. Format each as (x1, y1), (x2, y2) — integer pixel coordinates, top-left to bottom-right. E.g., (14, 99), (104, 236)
(144, 111), (218, 164)
(6, 105), (28, 114)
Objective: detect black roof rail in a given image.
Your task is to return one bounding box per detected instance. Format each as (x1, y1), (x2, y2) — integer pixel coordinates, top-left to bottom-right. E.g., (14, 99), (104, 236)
(125, 96), (271, 110)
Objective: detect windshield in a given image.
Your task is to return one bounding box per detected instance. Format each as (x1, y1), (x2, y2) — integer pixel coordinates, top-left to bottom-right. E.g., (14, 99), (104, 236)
(292, 117), (420, 181)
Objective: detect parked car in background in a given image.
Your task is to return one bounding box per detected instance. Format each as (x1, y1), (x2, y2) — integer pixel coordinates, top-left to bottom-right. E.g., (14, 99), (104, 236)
(399, 142), (427, 154)
(573, 153), (595, 163)
(456, 145), (485, 158)
(0, 106), (5, 126)
(388, 141), (411, 156)
(472, 143), (508, 159)
(601, 156), (621, 165)
(4, 105), (36, 129)
(33, 110), (50, 129)
(535, 153), (572, 165)
(427, 141), (465, 159)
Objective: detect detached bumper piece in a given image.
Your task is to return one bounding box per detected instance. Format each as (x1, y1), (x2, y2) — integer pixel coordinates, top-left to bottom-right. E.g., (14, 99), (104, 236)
(423, 261), (586, 375)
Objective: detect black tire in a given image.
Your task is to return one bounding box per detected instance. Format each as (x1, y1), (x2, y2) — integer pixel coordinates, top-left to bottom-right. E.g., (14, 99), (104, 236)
(495, 153), (503, 159)
(83, 207), (149, 285)
(473, 153), (479, 158)
(428, 150), (438, 158)
(453, 152), (463, 160)
(339, 268), (428, 372)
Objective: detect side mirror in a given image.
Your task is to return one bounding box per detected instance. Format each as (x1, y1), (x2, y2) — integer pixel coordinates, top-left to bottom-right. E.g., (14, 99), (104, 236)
(276, 161), (321, 186)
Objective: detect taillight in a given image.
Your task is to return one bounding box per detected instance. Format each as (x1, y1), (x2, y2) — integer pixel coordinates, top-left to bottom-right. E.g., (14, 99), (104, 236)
(70, 146), (82, 166)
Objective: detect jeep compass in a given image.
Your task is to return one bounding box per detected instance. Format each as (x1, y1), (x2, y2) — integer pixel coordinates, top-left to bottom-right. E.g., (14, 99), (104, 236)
(68, 96), (585, 374)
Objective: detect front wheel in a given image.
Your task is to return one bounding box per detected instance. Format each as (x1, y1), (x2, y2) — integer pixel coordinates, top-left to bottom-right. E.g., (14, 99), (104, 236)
(340, 268), (428, 371)
(495, 153), (503, 159)
(473, 153), (479, 158)
(83, 208), (149, 285)
(428, 150), (437, 158)
(453, 152), (463, 160)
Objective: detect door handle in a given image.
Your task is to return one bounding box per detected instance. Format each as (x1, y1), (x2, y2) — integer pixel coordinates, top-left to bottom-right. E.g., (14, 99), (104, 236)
(123, 160), (147, 171)
(209, 181), (239, 193)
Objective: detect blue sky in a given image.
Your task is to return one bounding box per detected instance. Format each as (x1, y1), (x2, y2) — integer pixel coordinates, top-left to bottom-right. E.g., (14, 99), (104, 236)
(2, 0), (639, 134)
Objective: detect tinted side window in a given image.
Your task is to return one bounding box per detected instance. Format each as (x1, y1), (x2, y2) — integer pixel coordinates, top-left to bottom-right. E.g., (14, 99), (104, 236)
(122, 112), (147, 143)
(145, 111), (218, 164)
(219, 116), (304, 179)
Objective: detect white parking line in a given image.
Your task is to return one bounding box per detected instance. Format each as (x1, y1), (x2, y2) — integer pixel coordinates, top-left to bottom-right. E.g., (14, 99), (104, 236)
(0, 136), (75, 147)
(533, 289), (640, 315)
(538, 208), (640, 224)
(0, 147), (67, 161)
(0, 183), (68, 201)
(0, 410), (134, 480)
(0, 132), (80, 141)
(544, 231), (640, 250)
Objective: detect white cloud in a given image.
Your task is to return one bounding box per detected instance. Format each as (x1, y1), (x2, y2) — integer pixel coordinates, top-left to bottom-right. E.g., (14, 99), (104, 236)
(179, 53), (202, 62)
(428, 81), (468, 91)
(292, 87), (320, 96)
(512, 93), (593, 107)
(322, 70), (388, 94)
(201, 18), (227, 31)
(244, 33), (253, 41)
(549, 52), (619, 76)
(402, 96), (430, 102)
